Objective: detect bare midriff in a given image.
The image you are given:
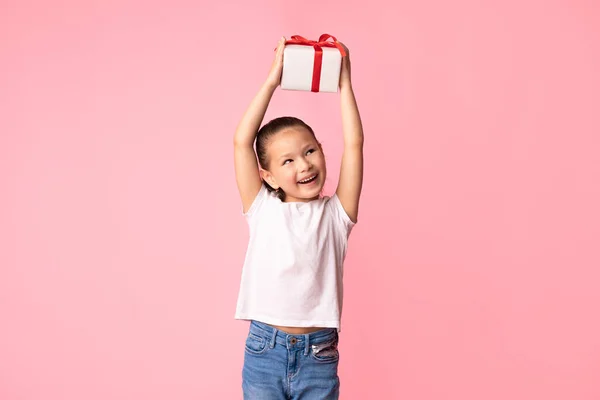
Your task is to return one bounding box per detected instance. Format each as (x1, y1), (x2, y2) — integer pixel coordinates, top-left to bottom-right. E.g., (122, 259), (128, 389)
(269, 324), (328, 334)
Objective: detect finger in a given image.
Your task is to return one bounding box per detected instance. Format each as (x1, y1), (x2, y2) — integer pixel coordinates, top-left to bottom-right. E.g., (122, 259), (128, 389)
(274, 36), (286, 52)
(338, 41), (349, 55)
(276, 38), (286, 57)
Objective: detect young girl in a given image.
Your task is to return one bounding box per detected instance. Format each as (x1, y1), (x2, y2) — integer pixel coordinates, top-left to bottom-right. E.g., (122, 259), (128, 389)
(233, 36), (364, 399)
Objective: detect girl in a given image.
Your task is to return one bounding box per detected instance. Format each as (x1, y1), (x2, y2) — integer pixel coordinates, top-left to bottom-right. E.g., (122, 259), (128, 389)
(233, 36), (364, 399)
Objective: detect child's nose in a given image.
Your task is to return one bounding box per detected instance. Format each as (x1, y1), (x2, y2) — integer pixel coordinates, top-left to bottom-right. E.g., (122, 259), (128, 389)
(298, 158), (311, 171)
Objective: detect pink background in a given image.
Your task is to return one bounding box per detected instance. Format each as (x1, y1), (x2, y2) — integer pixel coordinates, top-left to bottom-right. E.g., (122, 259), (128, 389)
(2, 0), (600, 399)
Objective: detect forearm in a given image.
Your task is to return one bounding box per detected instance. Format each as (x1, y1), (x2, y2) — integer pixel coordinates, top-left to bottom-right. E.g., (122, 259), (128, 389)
(234, 82), (277, 147)
(340, 85), (364, 147)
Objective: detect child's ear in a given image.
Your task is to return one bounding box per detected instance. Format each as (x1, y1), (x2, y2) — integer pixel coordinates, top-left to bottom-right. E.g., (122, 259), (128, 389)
(260, 169), (279, 190)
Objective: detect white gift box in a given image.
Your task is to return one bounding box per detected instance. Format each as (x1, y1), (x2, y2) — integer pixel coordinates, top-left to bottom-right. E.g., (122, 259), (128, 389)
(281, 44), (343, 93)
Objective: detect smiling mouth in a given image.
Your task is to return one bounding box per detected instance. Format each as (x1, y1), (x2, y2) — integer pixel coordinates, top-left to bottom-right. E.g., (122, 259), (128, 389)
(298, 174), (318, 184)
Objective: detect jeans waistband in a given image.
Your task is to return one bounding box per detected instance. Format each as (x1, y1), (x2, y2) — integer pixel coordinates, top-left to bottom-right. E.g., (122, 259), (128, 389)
(249, 320), (338, 350)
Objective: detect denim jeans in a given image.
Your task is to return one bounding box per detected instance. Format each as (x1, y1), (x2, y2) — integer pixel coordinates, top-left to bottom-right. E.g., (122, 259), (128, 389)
(242, 320), (340, 399)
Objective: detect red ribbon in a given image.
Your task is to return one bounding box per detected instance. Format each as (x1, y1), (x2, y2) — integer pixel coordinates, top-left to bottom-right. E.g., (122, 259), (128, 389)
(283, 34), (346, 92)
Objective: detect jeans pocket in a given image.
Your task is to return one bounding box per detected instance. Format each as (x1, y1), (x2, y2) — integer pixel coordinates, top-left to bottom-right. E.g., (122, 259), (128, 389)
(309, 338), (339, 363)
(244, 332), (269, 355)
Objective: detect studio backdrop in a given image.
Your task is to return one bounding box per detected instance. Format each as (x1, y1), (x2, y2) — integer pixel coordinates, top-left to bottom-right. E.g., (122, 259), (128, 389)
(1, 1), (599, 399)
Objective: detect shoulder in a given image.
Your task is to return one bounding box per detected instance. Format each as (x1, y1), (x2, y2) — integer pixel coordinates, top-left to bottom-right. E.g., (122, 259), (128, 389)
(243, 184), (279, 221)
(323, 193), (356, 233)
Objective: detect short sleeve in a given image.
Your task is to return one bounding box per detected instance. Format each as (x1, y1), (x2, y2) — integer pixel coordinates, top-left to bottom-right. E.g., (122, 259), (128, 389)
(328, 193), (356, 237)
(243, 184), (269, 224)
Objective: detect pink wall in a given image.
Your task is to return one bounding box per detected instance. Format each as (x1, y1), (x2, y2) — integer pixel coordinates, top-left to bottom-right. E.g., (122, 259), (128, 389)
(2, 0), (599, 399)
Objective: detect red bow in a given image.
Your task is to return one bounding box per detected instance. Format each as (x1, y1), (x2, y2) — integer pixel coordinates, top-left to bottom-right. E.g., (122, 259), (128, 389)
(279, 34), (346, 92)
(284, 34), (347, 57)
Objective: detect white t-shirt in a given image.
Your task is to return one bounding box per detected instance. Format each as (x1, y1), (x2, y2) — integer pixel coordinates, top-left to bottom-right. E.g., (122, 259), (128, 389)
(235, 184), (355, 331)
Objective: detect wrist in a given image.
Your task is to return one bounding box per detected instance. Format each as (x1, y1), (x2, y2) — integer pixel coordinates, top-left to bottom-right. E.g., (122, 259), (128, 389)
(340, 80), (353, 92)
(263, 79), (279, 92)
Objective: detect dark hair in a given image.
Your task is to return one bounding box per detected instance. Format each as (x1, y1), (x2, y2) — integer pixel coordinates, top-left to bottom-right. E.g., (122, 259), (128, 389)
(256, 116), (317, 201)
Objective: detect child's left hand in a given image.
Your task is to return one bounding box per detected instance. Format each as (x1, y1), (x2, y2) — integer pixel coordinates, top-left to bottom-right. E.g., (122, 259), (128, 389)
(339, 42), (352, 90)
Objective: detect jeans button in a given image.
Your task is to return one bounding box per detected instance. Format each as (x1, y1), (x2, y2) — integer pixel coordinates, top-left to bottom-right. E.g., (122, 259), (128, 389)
(290, 337), (297, 345)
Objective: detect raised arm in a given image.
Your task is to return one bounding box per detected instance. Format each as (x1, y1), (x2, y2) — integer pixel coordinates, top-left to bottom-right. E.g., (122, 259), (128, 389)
(234, 37), (285, 213)
(336, 44), (364, 223)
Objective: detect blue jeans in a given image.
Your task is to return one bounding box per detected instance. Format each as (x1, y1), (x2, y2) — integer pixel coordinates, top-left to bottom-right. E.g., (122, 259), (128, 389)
(242, 320), (340, 399)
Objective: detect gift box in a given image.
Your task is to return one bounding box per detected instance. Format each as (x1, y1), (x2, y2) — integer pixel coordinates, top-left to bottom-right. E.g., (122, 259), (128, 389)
(280, 34), (347, 93)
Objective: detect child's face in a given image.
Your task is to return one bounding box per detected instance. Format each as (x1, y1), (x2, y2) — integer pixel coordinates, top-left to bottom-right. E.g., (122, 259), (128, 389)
(262, 126), (327, 202)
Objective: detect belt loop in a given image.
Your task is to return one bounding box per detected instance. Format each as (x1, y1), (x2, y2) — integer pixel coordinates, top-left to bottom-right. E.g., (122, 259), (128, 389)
(270, 327), (277, 349)
(304, 333), (310, 356)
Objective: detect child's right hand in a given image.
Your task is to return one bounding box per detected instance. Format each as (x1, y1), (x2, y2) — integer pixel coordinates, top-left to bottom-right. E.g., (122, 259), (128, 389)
(265, 37), (286, 89)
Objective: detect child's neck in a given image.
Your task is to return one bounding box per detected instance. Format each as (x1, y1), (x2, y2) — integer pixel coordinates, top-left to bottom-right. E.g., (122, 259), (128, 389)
(283, 195), (320, 203)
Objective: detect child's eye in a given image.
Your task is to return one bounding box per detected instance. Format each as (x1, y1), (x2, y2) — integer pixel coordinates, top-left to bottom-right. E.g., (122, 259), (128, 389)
(306, 149), (315, 155)
(283, 159), (293, 165)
